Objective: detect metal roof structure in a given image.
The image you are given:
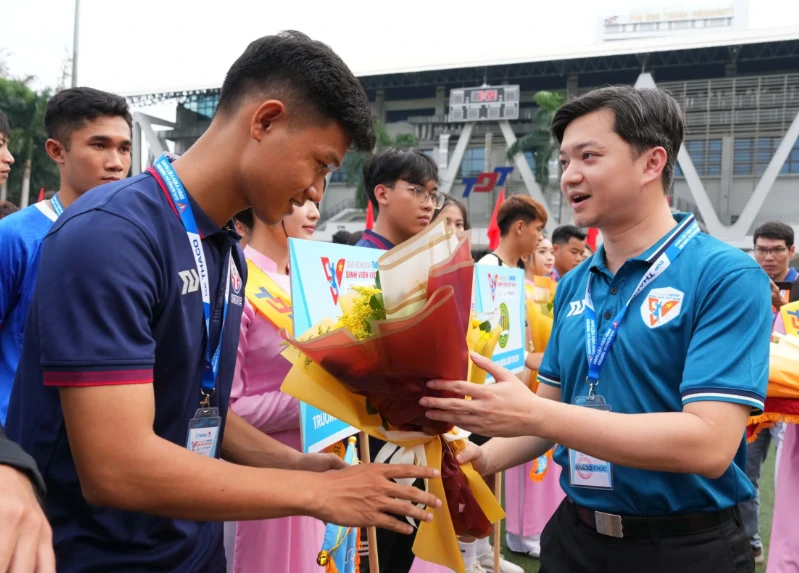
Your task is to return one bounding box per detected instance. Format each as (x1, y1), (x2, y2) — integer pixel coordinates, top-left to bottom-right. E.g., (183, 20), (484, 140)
(124, 26), (799, 106)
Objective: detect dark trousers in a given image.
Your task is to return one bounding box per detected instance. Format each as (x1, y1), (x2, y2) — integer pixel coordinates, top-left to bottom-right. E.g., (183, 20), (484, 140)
(358, 435), (416, 573)
(540, 499), (755, 573)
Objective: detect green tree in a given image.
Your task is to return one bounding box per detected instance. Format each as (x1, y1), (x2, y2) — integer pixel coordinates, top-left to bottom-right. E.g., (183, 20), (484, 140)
(506, 91), (565, 197)
(0, 78), (60, 206)
(343, 120), (418, 209)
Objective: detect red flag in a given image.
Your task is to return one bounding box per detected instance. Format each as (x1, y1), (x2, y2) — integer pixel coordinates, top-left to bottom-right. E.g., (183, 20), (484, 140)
(365, 201), (374, 230)
(487, 188), (505, 251)
(586, 228), (599, 250)
(37, 187), (45, 202)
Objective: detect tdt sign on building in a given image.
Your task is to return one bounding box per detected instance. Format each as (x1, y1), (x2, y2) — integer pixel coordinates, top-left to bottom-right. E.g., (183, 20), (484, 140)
(463, 167), (513, 198)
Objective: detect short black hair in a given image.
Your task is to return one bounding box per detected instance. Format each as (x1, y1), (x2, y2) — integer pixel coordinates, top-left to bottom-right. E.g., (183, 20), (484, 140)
(44, 87), (132, 148)
(218, 31), (375, 152)
(235, 208), (254, 231)
(346, 230), (364, 246)
(332, 230), (351, 244)
(0, 200), (19, 220)
(0, 110), (9, 138)
(363, 149), (439, 213)
(497, 195), (548, 236)
(433, 195), (471, 231)
(754, 221), (794, 249)
(552, 85), (685, 191)
(552, 225), (587, 245)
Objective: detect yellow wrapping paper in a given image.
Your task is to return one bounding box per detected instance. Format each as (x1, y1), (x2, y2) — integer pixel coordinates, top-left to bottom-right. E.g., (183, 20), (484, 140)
(281, 350), (505, 573)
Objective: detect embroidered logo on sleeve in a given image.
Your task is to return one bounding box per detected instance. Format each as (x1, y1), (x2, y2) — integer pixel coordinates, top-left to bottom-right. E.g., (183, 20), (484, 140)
(641, 287), (684, 328)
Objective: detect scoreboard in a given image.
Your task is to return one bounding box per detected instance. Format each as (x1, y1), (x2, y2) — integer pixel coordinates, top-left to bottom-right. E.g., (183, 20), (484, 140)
(448, 85), (520, 122)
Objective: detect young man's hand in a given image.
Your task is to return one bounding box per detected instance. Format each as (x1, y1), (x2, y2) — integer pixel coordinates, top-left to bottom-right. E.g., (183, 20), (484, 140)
(0, 465), (55, 573)
(313, 463), (442, 534)
(453, 441), (489, 476)
(295, 452), (349, 472)
(770, 279), (787, 309)
(421, 352), (540, 438)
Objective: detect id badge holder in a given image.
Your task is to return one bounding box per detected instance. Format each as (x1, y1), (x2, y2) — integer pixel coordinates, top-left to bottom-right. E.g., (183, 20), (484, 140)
(186, 407), (221, 458)
(569, 394), (614, 490)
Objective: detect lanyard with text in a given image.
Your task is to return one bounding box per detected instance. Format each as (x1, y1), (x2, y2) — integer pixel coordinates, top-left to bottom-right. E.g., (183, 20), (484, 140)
(50, 193), (64, 217)
(583, 214), (699, 399)
(154, 154), (232, 409)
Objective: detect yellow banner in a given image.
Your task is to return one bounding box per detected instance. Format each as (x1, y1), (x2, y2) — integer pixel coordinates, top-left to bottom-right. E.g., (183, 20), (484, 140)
(245, 260), (293, 335)
(780, 301), (799, 338)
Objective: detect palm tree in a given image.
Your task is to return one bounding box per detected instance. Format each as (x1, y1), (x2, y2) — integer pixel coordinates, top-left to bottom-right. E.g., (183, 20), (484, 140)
(506, 91), (565, 200)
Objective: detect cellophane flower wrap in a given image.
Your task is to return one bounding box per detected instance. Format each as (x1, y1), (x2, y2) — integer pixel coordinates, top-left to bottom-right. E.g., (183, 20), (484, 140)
(281, 221), (504, 573)
(748, 329), (799, 441)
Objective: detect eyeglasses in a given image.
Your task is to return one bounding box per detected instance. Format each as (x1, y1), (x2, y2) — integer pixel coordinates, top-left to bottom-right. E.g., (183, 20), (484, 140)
(754, 246), (788, 256)
(388, 184), (445, 209)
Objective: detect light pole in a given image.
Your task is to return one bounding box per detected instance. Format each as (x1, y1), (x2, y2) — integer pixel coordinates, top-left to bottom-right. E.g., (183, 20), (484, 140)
(71, 0), (80, 87)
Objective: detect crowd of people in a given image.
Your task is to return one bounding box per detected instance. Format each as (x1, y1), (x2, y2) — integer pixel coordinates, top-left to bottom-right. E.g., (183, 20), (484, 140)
(0, 29), (796, 573)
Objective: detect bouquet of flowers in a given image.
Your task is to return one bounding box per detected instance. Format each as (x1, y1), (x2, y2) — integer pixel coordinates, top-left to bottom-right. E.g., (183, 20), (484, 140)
(748, 330), (799, 441)
(467, 313), (503, 385)
(281, 221), (504, 573)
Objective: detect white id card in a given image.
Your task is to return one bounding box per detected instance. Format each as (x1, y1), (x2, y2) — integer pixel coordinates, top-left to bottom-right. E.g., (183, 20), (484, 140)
(186, 407), (221, 457)
(569, 395), (613, 490)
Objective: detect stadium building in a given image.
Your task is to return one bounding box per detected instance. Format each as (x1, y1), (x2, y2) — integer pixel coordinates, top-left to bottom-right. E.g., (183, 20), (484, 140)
(128, 22), (799, 248)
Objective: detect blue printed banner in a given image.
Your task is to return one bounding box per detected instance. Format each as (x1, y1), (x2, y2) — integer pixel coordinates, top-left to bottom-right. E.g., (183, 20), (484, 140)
(473, 264), (526, 381)
(289, 239), (381, 453)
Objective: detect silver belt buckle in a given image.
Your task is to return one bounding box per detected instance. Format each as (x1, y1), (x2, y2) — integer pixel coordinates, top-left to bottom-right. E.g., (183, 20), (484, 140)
(594, 511), (624, 538)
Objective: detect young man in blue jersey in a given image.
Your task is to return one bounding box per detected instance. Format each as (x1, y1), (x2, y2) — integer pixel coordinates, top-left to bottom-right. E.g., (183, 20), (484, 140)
(6, 31), (440, 573)
(423, 85), (770, 572)
(0, 88), (132, 424)
(356, 148), (442, 250)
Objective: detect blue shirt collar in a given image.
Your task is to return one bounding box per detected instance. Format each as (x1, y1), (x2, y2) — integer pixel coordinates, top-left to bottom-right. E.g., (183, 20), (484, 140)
(590, 212), (692, 275)
(360, 229), (394, 250)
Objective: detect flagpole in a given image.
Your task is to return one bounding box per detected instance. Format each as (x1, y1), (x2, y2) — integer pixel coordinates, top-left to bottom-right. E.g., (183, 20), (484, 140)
(359, 431), (380, 572)
(493, 472), (502, 573)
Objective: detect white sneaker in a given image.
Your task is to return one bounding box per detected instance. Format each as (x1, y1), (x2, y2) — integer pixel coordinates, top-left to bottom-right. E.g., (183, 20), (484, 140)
(465, 562), (487, 573)
(527, 539), (541, 559)
(477, 553), (524, 573)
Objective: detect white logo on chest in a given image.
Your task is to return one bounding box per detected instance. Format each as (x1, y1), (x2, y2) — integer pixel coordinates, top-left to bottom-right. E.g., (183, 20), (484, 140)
(566, 300), (586, 317)
(640, 287), (684, 328)
(178, 269), (199, 295)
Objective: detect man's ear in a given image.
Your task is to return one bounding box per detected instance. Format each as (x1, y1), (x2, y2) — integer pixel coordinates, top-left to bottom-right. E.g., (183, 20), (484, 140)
(45, 139), (67, 165)
(374, 184), (390, 207)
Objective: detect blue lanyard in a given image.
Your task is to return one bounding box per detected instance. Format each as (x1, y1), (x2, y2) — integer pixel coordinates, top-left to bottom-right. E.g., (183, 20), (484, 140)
(583, 215), (699, 397)
(154, 154), (232, 403)
(50, 193), (64, 217)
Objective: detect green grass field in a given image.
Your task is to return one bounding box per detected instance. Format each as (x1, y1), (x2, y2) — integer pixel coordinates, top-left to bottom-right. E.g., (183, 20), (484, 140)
(498, 447), (776, 573)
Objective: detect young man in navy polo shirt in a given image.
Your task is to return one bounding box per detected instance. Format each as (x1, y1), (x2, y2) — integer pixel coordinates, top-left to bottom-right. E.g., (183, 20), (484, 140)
(423, 85), (770, 572)
(356, 148), (442, 250)
(7, 31), (440, 573)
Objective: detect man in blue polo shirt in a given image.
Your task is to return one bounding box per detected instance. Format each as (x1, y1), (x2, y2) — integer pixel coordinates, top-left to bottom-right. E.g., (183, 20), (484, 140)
(423, 85), (769, 572)
(0, 88), (132, 424)
(356, 148), (442, 250)
(7, 31), (440, 573)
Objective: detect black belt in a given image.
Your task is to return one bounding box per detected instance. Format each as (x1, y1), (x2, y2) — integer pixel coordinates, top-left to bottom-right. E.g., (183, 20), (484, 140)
(571, 499), (739, 539)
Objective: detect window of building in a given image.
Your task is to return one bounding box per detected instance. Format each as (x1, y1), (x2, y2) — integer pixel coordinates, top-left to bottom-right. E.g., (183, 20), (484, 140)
(674, 138), (722, 177)
(329, 153), (356, 184)
(186, 94), (219, 120)
(733, 136), (799, 175)
(385, 108), (436, 123)
(460, 148), (485, 179)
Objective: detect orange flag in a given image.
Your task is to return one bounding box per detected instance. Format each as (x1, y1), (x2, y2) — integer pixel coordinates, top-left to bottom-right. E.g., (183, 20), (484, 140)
(365, 201), (374, 230)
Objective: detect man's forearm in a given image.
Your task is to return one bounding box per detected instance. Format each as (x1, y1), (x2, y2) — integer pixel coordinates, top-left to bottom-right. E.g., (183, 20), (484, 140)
(86, 431), (321, 522)
(221, 409), (300, 469)
(483, 435), (555, 474)
(533, 399), (746, 478)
